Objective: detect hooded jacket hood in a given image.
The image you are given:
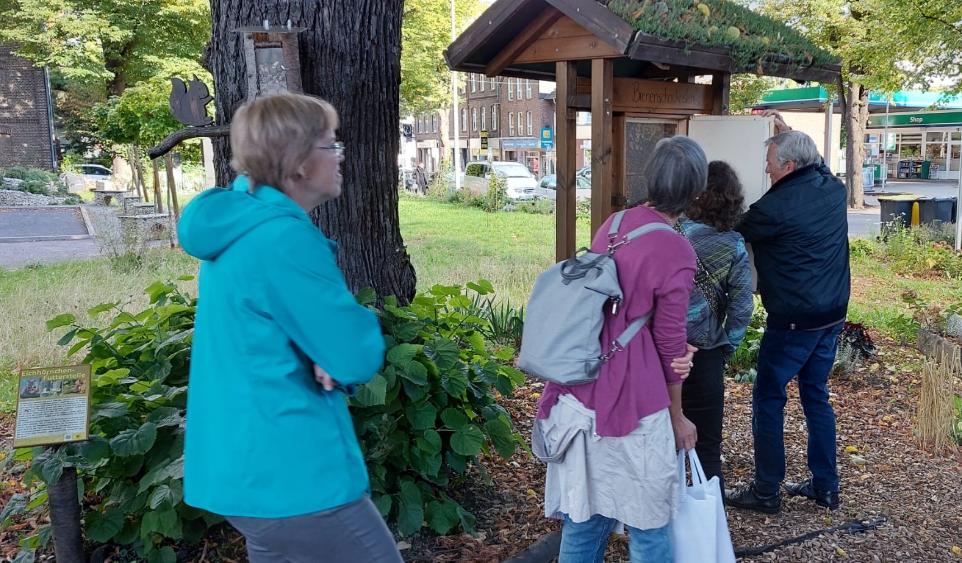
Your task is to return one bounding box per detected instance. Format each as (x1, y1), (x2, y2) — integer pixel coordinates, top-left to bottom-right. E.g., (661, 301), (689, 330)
(178, 176), (307, 261)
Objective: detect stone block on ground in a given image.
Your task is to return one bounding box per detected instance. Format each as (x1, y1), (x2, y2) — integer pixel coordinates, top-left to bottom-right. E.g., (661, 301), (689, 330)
(119, 213), (170, 244)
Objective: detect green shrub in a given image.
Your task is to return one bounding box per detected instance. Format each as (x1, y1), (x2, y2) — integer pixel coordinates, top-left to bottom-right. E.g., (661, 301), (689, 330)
(8, 279), (524, 559)
(876, 221), (962, 279)
(426, 160), (453, 201)
(483, 173), (507, 212)
(514, 199), (555, 215)
(727, 296), (766, 382)
(1, 167), (64, 195)
(575, 198), (591, 219)
(351, 279), (524, 536)
(849, 238), (874, 259)
(11, 278), (209, 562)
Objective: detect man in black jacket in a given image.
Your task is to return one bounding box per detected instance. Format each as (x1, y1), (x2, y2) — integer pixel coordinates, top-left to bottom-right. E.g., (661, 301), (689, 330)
(726, 130), (850, 514)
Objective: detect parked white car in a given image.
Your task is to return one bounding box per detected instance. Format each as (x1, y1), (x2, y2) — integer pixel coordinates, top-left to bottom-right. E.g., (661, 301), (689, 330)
(535, 174), (592, 201)
(461, 161), (537, 201)
(79, 164), (114, 189)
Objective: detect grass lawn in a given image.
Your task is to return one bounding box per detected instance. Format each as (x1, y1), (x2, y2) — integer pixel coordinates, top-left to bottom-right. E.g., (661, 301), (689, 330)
(1, 195), (960, 412)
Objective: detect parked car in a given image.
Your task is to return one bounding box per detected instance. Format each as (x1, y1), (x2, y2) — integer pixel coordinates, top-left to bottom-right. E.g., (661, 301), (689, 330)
(462, 161), (537, 201)
(79, 164), (114, 189)
(536, 174), (591, 201)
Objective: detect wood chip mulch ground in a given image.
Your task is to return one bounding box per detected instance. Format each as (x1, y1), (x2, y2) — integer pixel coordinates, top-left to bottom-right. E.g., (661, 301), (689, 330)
(406, 334), (962, 562)
(3, 334), (961, 562)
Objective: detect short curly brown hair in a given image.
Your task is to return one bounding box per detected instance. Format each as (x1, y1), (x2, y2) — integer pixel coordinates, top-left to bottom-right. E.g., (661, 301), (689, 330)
(685, 160), (745, 232)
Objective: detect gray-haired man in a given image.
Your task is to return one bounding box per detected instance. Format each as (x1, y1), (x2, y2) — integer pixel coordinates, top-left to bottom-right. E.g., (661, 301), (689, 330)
(726, 130), (851, 514)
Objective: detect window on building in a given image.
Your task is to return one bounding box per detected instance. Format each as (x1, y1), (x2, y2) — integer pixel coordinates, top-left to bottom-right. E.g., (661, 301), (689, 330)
(516, 79), (523, 99)
(416, 117), (421, 133)
(461, 108), (467, 132)
(491, 105), (498, 131)
(509, 112), (515, 136)
(518, 112), (524, 136)
(472, 108), (478, 132)
(481, 107), (487, 131)
(432, 114), (437, 132)
(526, 80), (533, 99)
(471, 73), (476, 93)
(507, 78), (514, 101)
(526, 111), (532, 136)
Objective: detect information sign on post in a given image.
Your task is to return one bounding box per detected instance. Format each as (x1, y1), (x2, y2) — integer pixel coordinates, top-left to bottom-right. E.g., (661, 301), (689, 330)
(480, 130), (488, 150)
(14, 365), (91, 448)
(540, 127), (553, 150)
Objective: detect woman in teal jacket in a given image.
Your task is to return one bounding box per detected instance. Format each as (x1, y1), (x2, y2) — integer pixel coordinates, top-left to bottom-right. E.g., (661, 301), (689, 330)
(178, 93), (400, 562)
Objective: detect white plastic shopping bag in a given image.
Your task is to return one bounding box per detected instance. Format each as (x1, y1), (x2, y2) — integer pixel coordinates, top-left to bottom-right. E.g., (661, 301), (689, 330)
(672, 449), (736, 563)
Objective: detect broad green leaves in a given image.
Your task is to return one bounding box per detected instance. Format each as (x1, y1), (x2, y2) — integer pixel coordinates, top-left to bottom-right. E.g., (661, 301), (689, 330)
(351, 282), (525, 536)
(110, 423), (158, 457)
(22, 277), (524, 553)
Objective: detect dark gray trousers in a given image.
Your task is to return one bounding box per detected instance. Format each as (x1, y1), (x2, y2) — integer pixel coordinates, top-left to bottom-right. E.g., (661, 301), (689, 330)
(226, 496), (403, 563)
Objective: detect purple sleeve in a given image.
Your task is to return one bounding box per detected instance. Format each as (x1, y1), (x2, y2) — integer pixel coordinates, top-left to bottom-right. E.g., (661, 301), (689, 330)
(651, 257), (695, 386)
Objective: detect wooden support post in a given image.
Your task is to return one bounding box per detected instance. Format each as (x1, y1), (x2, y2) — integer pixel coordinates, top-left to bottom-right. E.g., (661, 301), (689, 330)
(132, 146), (147, 202)
(151, 159), (164, 213)
(612, 113), (626, 212)
(555, 61), (578, 262)
(590, 58), (614, 237)
(712, 72), (731, 115)
(165, 153), (180, 220)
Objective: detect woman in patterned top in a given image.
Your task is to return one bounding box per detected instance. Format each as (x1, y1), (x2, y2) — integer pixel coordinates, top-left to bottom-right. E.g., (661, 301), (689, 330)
(678, 160), (755, 492)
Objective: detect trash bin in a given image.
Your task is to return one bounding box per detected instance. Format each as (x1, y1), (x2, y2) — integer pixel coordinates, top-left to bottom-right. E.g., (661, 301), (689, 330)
(917, 197), (956, 225)
(920, 160), (931, 179)
(878, 195), (918, 227)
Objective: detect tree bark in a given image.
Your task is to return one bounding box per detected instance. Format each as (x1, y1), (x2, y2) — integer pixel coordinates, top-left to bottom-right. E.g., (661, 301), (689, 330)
(206, 0), (417, 303)
(48, 466), (84, 563)
(842, 79), (867, 209)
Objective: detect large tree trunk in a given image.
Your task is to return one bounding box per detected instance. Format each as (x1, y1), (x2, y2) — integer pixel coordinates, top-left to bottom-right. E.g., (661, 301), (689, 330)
(206, 0), (417, 302)
(841, 78), (868, 209)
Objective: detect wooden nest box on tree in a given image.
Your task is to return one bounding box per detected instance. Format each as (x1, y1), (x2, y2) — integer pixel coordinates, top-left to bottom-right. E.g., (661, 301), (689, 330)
(445, 0), (840, 260)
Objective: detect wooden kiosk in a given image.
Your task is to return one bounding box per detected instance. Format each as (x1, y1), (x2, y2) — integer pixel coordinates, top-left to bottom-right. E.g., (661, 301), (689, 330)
(445, 0), (840, 260)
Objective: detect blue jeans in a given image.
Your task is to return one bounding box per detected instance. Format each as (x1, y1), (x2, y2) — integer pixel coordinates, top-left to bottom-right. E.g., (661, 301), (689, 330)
(559, 514), (672, 563)
(752, 323), (843, 495)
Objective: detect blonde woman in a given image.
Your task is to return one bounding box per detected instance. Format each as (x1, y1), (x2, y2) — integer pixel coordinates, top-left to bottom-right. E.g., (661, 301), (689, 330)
(178, 93), (401, 562)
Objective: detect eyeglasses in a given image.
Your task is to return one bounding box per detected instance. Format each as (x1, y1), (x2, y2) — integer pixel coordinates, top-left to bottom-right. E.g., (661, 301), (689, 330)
(315, 141), (345, 157)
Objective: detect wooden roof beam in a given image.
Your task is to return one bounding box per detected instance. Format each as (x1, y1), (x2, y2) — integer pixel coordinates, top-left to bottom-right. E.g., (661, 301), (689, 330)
(485, 7), (562, 77)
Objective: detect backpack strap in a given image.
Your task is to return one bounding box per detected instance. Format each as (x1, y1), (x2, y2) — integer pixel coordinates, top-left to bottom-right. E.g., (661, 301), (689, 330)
(607, 212), (674, 253)
(624, 221), (675, 241)
(601, 312), (653, 361)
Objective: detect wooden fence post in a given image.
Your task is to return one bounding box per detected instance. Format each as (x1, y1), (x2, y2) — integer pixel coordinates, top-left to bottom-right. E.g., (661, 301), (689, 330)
(164, 153), (180, 220)
(151, 159), (164, 213)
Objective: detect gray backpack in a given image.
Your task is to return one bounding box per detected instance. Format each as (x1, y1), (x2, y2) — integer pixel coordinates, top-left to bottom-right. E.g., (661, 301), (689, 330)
(518, 211), (673, 385)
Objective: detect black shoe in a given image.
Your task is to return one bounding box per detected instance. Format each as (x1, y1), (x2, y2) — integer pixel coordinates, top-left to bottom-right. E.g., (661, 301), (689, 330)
(724, 483), (781, 514)
(784, 479), (840, 510)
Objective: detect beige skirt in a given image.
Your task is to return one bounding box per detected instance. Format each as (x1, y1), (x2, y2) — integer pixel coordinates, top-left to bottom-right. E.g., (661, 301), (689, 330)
(534, 394), (677, 531)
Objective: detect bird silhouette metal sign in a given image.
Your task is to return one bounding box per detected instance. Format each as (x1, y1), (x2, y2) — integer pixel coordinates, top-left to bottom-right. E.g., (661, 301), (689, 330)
(169, 75), (214, 127)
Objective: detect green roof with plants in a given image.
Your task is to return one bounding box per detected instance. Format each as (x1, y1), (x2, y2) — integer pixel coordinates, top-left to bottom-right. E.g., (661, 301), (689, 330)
(604, 0), (838, 74)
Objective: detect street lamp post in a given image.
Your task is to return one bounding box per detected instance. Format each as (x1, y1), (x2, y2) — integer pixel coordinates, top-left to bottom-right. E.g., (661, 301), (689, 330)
(451, 0), (462, 190)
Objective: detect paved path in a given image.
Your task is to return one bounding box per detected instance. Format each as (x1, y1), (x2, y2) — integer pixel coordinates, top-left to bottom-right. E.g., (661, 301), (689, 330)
(0, 239), (103, 269)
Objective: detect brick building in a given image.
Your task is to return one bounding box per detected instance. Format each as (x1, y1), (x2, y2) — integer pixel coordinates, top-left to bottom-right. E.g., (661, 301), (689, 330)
(0, 44), (57, 170)
(412, 72), (592, 178)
